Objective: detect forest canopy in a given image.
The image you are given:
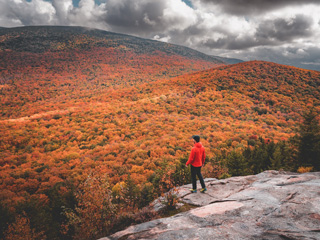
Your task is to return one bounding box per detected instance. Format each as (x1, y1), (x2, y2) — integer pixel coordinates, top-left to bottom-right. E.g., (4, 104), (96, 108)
(0, 26), (319, 240)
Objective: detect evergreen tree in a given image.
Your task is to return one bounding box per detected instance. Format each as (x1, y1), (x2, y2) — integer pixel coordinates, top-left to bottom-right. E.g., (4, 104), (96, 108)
(226, 151), (248, 176)
(173, 157), (190, 186)
(270, 145), (282, 170)
(123, 174), (139, 209)
(280, 140), (298, 171)
(250, 138), (269, 174)
(138, 183), (154, 209)
(298, 107), (320, 170)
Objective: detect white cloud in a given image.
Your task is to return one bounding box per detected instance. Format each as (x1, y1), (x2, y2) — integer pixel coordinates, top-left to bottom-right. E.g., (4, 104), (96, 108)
(0, 0), (55, 26)
(67, 0), (107, 29)
(154, 35), (171, 42)
(162, 0), (196, 29)
(51, 0), (73, 24)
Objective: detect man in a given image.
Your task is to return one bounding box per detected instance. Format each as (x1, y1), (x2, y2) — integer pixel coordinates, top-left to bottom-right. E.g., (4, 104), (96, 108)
(186, 135), (207, 193)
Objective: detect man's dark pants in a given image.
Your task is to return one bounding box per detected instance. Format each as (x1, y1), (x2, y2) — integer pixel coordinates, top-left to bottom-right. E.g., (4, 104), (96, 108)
(191, 165), (206, 190)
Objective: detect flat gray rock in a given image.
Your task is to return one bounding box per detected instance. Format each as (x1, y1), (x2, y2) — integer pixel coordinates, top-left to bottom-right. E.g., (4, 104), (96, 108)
(99, 171), (320, 240)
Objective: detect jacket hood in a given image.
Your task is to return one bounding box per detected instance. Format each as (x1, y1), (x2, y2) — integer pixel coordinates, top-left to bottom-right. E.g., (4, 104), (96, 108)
(194, 142), (203, 148)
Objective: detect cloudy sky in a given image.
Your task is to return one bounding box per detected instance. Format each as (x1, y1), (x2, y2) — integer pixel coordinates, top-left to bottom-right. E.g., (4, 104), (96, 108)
(1, 0), (320, 71)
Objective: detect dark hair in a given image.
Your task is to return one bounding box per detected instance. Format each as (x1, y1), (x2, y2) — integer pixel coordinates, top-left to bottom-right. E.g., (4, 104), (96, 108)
(192, 135), (200, 142)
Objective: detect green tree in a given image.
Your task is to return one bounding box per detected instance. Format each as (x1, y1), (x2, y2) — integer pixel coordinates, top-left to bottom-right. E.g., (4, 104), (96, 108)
(226, 150), (248, 176)
(298, 107), (320, 170)
(270, 145), (282, 170)
(173, 156), (190, 186)
(123, 174), (140, 210)
(138, 183), (154, 209)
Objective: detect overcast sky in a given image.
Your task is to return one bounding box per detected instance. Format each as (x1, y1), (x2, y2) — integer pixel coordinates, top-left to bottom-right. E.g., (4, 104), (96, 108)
(1, 0), (320, 71)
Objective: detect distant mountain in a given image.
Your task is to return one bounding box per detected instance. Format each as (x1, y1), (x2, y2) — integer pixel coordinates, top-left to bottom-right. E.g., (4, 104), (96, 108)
(0, 26), (224, 63)
(0, 25), (240, 65)
(213, 56), (244, 64)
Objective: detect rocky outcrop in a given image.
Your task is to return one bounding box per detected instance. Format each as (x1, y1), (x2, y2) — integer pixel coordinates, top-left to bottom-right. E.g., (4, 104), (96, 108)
(100, 171), (320, 240)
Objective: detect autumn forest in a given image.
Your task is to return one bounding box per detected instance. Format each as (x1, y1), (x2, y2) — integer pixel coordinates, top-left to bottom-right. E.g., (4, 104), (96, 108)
(0, 26), (319, 240)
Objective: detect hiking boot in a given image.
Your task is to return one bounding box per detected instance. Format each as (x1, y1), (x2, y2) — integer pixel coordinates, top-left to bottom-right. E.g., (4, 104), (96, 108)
(190, 189), (197, 193)
(200, 188), (207, 193)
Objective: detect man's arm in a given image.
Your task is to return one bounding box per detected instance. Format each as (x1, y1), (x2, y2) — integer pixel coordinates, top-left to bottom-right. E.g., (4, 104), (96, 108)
(202, 148), (206, 166)
(186, 148), (195, 166)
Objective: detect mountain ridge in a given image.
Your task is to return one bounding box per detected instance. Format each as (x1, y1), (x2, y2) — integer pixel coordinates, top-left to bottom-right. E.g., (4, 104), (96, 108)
(212, 55), (244, 64)
(0, 25), (247, 66)
(0, 26), (224, 63)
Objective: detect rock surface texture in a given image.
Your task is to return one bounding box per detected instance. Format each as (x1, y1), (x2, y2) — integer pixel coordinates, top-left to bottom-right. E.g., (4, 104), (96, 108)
(100, 171), (320, 240)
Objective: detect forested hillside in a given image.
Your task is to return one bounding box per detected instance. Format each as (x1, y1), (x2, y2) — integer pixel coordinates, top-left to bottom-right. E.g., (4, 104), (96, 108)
(0, 27), (319, 240)
(0, 26), (223, 120)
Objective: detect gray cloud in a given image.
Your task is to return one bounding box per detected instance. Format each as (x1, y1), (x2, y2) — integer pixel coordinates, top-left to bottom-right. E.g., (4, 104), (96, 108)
(103, 1), (167, 35)
(199, 0), (320, 15)
(99, 0), (196, 38)
(200, 34), (257, 50)
(192, 14), (314, 50)
(166, 18), (207, 44)
(255, 15), (313, 42)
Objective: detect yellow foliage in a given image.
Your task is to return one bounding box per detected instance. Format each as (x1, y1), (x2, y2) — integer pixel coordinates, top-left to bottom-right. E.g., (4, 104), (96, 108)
(112, 181), (125, 195)
(130, 165), (145, 174)
(297, 166), (313, 173)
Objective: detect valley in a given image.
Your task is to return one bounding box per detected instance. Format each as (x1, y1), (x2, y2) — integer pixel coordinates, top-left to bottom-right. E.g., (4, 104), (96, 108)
(0, 26), (319, 240)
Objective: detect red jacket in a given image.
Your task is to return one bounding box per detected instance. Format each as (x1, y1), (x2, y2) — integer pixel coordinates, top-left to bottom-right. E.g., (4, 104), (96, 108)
(186, 142), (205, 167)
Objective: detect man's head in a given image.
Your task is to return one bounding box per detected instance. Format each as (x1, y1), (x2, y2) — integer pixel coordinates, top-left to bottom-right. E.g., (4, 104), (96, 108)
(192, 135), (200, 143)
